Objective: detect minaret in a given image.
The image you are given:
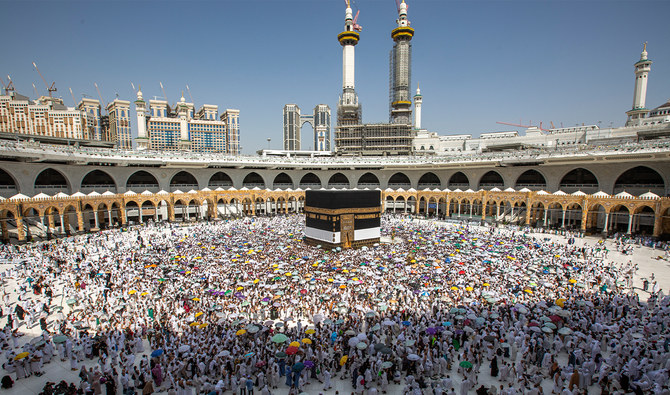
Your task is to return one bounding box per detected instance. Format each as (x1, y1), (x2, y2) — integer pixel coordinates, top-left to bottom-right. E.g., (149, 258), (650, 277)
(336, 1), (362, 126)
(177, 92), (192, 150)
(626, 43), (652, 126)
(135, 86), (149, 150)
(413, 84), (422, 129)
(389, 0), (414, 124)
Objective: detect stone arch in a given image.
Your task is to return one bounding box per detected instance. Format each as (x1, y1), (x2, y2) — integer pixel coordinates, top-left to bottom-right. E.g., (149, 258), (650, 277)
(448, 172), (469, 189)
(478, 171), (504, 190)
(34, 168), (70, 194)
(358, 173), (380, 188)
(242, 172), (266, 189)
(208, 172), (233, 188)
(608, 204), (631, 233)
(272, 173), (294, 189)
(170, 171), (199, 191)
(418, 172), (441, 189)
(388, 172), (411, 189)
(327, 173), (350, 189)
(559, 168), (599, 193)
(515, 170), (547, 190)
(299, 173), (322, 189)
(126, 171), (159, 191)
(614, 166), (665, 195)
(81, 170), (117, 193)
(385, 195), (396, 212)
(633, 205), (655, 235)
(0, 168), (19, 197)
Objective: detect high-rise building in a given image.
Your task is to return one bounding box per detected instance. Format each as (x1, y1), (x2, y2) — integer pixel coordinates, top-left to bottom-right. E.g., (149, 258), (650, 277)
(78, 98), (103, 140)
(135, 88), (239, 154)
(283, 104), (331, 151)
(106, 99), (131, 149)
(336, 1), (362, 126)
(221, 109), (240, 155)
(0, 92), (101, 142)
(389, 0), (413, 125)
(626, 43), (653, 127)
(313, 104), (331, 151)
(283, 104), (301, 151)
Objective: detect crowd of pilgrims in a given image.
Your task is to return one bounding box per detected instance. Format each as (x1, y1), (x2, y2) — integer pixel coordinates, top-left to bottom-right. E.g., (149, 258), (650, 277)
(0, 214), (668, 395)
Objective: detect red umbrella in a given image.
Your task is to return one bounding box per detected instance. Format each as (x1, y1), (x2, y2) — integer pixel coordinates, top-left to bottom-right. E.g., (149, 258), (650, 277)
(286, 346), (299, 355)
(549, 315), (562, 323)
(300, 289), (307, 295)
(458, 270), (466, 275)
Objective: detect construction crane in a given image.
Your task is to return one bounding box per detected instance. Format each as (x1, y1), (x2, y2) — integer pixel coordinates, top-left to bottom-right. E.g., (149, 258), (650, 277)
(32, 62), (57, 97)
(32, 83), (39, 98)
(0, 75), (15, 95)
(94, 83), (107, 109)
(353, 10), (362, 31)
(186, 84), (194, 103)
(69, 87), (77, 106)
(496, 121), (550, 132)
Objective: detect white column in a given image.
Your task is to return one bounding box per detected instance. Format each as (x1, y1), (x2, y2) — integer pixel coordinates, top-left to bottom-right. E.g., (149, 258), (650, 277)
(60, 214), (65, 234)
(458, 203), (461, 217)
(435, 201), (439, 217)
(94, 211), (100, 229)
(561, 210), (566, 228)
(602, 213), (609, 233)
(138, 206), (143, 223)
(107, 209), (112, 226)
(543, 209), (548, 226)
(627, 213), (633, 234)
(469, 204), (473, 217)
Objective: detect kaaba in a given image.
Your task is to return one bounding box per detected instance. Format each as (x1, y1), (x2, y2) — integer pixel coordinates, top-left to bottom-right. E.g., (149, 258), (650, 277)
(304, 190), (381, 249)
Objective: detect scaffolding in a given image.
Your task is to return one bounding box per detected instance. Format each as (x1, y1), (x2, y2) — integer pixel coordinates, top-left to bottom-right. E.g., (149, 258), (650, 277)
(334, 122), (414, 155)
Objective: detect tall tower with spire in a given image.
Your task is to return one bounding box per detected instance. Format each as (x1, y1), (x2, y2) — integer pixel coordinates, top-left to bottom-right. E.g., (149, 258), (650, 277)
(389, 0), (414, 124)
(177, 92), (192, 150)
(336, 0), (362, 126)
(135, 86), (148, 150)
(626, 43), (652, 126)
(413, 84), (422, 129)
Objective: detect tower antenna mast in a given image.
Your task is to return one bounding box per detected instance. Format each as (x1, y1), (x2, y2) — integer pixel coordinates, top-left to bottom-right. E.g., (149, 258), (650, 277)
(32, 62), (57, 97)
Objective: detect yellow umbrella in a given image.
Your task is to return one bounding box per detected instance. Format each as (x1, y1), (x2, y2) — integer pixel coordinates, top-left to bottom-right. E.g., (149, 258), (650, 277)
(285, 272), (292, 277)
(568, 279), (577, 284)
(327, 279), (334, 283)
(352, 278), (359, 282)
(14, 352), (29, 361)
(450, 286), (459, 291)
(555, 298), (566, 307)
(236, 329), (247, 336)
(272, 264), (279, 268)
(312, 263), (318, 267)
(524, 289), (533, 294)
(236, 287), (244, 291)
(192, 298), (200, 302)
(483, 283), (490, 287)
(289, 341), (300, 347)
(199, 323), (209, 329)
(339, 285), (346, 289)
(128, 290), (137, 295)
(342, 269), (349, 273)
(189, 322), (199, 327)
(302, 338), (312, 344)
(339, 355), (348, 366)
(305, 329), (316, 335)
(195, 312), (204, 318)
(140, 292), (149, 296)
(253, 279), (260, 284)
(465, 286), (474, 292)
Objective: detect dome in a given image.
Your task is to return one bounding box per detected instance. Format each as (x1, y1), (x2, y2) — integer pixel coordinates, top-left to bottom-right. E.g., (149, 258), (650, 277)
(639, 191), (660, 199)
(615, 191), (634, 199)
(592, 191), (610, 198)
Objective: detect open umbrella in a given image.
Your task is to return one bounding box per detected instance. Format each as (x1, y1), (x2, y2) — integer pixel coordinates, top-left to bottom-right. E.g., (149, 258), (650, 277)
(289, 341), (301, 348)
(459, 361), (473, 369)
(151, 349), (164, 358)
(381, 361), (393, 369)
(52, 335), (67, 344)
(13, 352), (29, 361)
(275, 351), (287, 359)
(407, 354), (420, 361)
(272, 334), (288, 343)
(286, 346), (299, 355)
(292, 362), (305, 372)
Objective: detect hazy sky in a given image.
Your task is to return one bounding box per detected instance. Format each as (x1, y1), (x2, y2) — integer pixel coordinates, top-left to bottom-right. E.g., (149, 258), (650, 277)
(2, 0), (669, 153)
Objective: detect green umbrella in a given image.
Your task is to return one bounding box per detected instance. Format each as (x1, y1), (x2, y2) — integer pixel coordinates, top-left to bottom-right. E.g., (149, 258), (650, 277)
(52, 335), (67, 344)
(459, 361), (473, 369)
(271, 334), (289, 343)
